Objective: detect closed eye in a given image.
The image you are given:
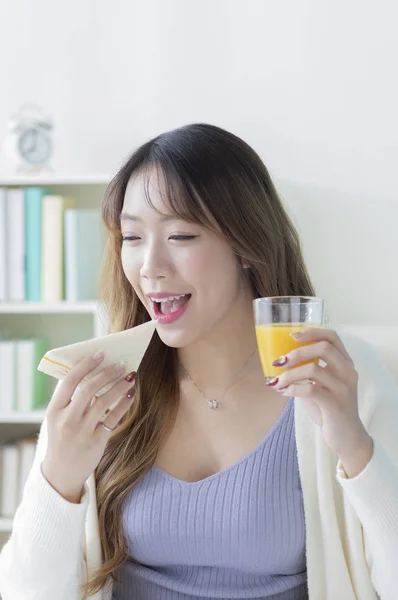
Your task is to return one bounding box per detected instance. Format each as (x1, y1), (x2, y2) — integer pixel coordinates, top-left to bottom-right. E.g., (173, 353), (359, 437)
(121, 236), (140, 242)
(121, 234), (199, 243)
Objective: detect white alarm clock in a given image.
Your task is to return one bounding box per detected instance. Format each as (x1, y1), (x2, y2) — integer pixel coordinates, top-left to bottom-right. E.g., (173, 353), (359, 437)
(1, 104), (53, 173)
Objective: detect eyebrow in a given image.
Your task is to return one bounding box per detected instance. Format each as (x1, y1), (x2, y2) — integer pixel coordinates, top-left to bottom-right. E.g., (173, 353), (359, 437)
(120, 212), (182, 223)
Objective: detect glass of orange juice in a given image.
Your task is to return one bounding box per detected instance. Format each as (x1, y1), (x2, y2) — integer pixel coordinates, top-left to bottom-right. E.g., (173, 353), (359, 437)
(253, 296), (324, 384)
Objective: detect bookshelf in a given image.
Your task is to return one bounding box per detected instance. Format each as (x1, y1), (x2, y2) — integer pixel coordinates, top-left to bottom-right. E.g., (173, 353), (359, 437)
(0, 175), (110, 540)
(0, 175), (110, 186)
(0, 411), (46, 424)
(0, 300), (98, 314)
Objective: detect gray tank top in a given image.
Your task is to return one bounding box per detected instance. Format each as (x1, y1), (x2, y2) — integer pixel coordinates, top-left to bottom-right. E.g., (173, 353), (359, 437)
(112, 397), (308, 599)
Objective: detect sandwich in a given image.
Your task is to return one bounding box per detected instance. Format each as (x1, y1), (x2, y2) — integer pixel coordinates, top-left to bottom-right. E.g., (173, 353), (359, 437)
(37, 321), (157, 392)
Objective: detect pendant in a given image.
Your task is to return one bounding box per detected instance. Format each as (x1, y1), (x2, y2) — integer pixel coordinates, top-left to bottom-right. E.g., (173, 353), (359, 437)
(207, 399), (218, 409)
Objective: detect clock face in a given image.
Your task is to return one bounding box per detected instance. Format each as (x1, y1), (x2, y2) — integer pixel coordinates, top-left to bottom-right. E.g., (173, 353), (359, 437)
(18, 128), (52, 165)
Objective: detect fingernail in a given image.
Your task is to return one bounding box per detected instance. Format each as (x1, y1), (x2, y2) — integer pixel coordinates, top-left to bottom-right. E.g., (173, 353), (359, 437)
(114, 361), (125, 373)
(127, 387), (136, 399)
(93, 350), (105, 361)
(277, 385), (289, 392)
(272, 355), (287, 367)
(125, 371), (136, 383)
(290, 331), (305, 339)
(266, 377), (279, 386)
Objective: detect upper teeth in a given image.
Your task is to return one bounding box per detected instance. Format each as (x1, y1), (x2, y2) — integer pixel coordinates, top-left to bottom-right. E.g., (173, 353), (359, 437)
(150, 294), (187, 302)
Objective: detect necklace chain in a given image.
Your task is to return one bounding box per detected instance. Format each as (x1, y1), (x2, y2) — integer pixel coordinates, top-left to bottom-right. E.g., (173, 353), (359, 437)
(181, 349), (257, 410)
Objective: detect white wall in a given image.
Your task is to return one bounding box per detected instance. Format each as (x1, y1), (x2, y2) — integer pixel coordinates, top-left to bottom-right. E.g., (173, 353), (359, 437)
(1, 0), (397, 325)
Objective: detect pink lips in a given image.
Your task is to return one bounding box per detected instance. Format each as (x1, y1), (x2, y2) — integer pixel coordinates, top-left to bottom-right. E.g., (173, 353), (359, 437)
(152, 299), (190, 324)
(146, 292), (191, 325)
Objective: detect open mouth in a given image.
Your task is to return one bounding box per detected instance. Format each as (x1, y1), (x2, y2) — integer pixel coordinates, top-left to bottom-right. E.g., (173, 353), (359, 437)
(151, 294), (192, 317)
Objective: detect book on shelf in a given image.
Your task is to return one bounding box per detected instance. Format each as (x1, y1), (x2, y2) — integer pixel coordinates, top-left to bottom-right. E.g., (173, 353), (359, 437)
(0, 443), (19, 518)
(0, 188), (7, 301)
(25, 187), (45, 301)
(0, 436), (37, 518)
(42, 194), (75, 302)
(0, 184), (103, 304)
(5, 188), (25, 301)
(0, 339), (16, 413)
(0, 336), (49, 414)
(64, 208), (103, 301)
(17, 437), (37, 505)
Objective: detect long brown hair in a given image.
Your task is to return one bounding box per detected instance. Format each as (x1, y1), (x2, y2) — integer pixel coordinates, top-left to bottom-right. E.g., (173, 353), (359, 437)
(82, 123), (315, 597)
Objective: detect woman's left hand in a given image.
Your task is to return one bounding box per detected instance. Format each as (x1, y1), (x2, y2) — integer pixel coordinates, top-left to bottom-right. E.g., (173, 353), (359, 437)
(269, 327), (374, 477)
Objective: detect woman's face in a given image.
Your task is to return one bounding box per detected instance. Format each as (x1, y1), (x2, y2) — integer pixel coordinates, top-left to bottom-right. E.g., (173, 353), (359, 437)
(121, 169), (251, 348)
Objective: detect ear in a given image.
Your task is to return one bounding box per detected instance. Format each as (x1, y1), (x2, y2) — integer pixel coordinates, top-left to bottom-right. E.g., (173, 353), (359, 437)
(238, 256), (250, 269)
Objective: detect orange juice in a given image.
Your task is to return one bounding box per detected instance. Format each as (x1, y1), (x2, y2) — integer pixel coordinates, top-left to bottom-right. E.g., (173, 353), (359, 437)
(255, 323), (320, 378)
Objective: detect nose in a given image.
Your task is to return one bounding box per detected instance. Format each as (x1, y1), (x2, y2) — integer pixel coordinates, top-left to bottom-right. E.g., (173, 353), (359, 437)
(140, 240), (171, 280)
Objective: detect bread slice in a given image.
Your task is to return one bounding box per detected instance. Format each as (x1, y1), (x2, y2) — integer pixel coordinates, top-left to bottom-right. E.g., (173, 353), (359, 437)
(37, 321), (157, 386)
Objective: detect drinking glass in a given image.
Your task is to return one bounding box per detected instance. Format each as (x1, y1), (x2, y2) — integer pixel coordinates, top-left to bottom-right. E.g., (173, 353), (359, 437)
(253, 296), (324, 384)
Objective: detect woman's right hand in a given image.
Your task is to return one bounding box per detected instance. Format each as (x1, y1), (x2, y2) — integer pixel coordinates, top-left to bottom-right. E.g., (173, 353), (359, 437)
(41, 351), (137, 503)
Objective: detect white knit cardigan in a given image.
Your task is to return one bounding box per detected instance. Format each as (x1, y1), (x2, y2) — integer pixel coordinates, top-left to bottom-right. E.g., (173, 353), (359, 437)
(0, 331), (397, 599)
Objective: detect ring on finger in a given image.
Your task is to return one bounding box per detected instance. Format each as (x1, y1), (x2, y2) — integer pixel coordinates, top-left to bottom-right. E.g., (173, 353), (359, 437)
(100, 422), (114, 433)
(295, 378), (316, 385)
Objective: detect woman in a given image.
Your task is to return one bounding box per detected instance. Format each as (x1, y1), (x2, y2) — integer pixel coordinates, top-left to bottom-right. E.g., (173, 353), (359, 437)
(0, 123), (397, 600)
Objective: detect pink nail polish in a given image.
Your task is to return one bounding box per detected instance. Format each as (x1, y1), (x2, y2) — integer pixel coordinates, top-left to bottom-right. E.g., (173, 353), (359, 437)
(266, 377), (279, 386)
